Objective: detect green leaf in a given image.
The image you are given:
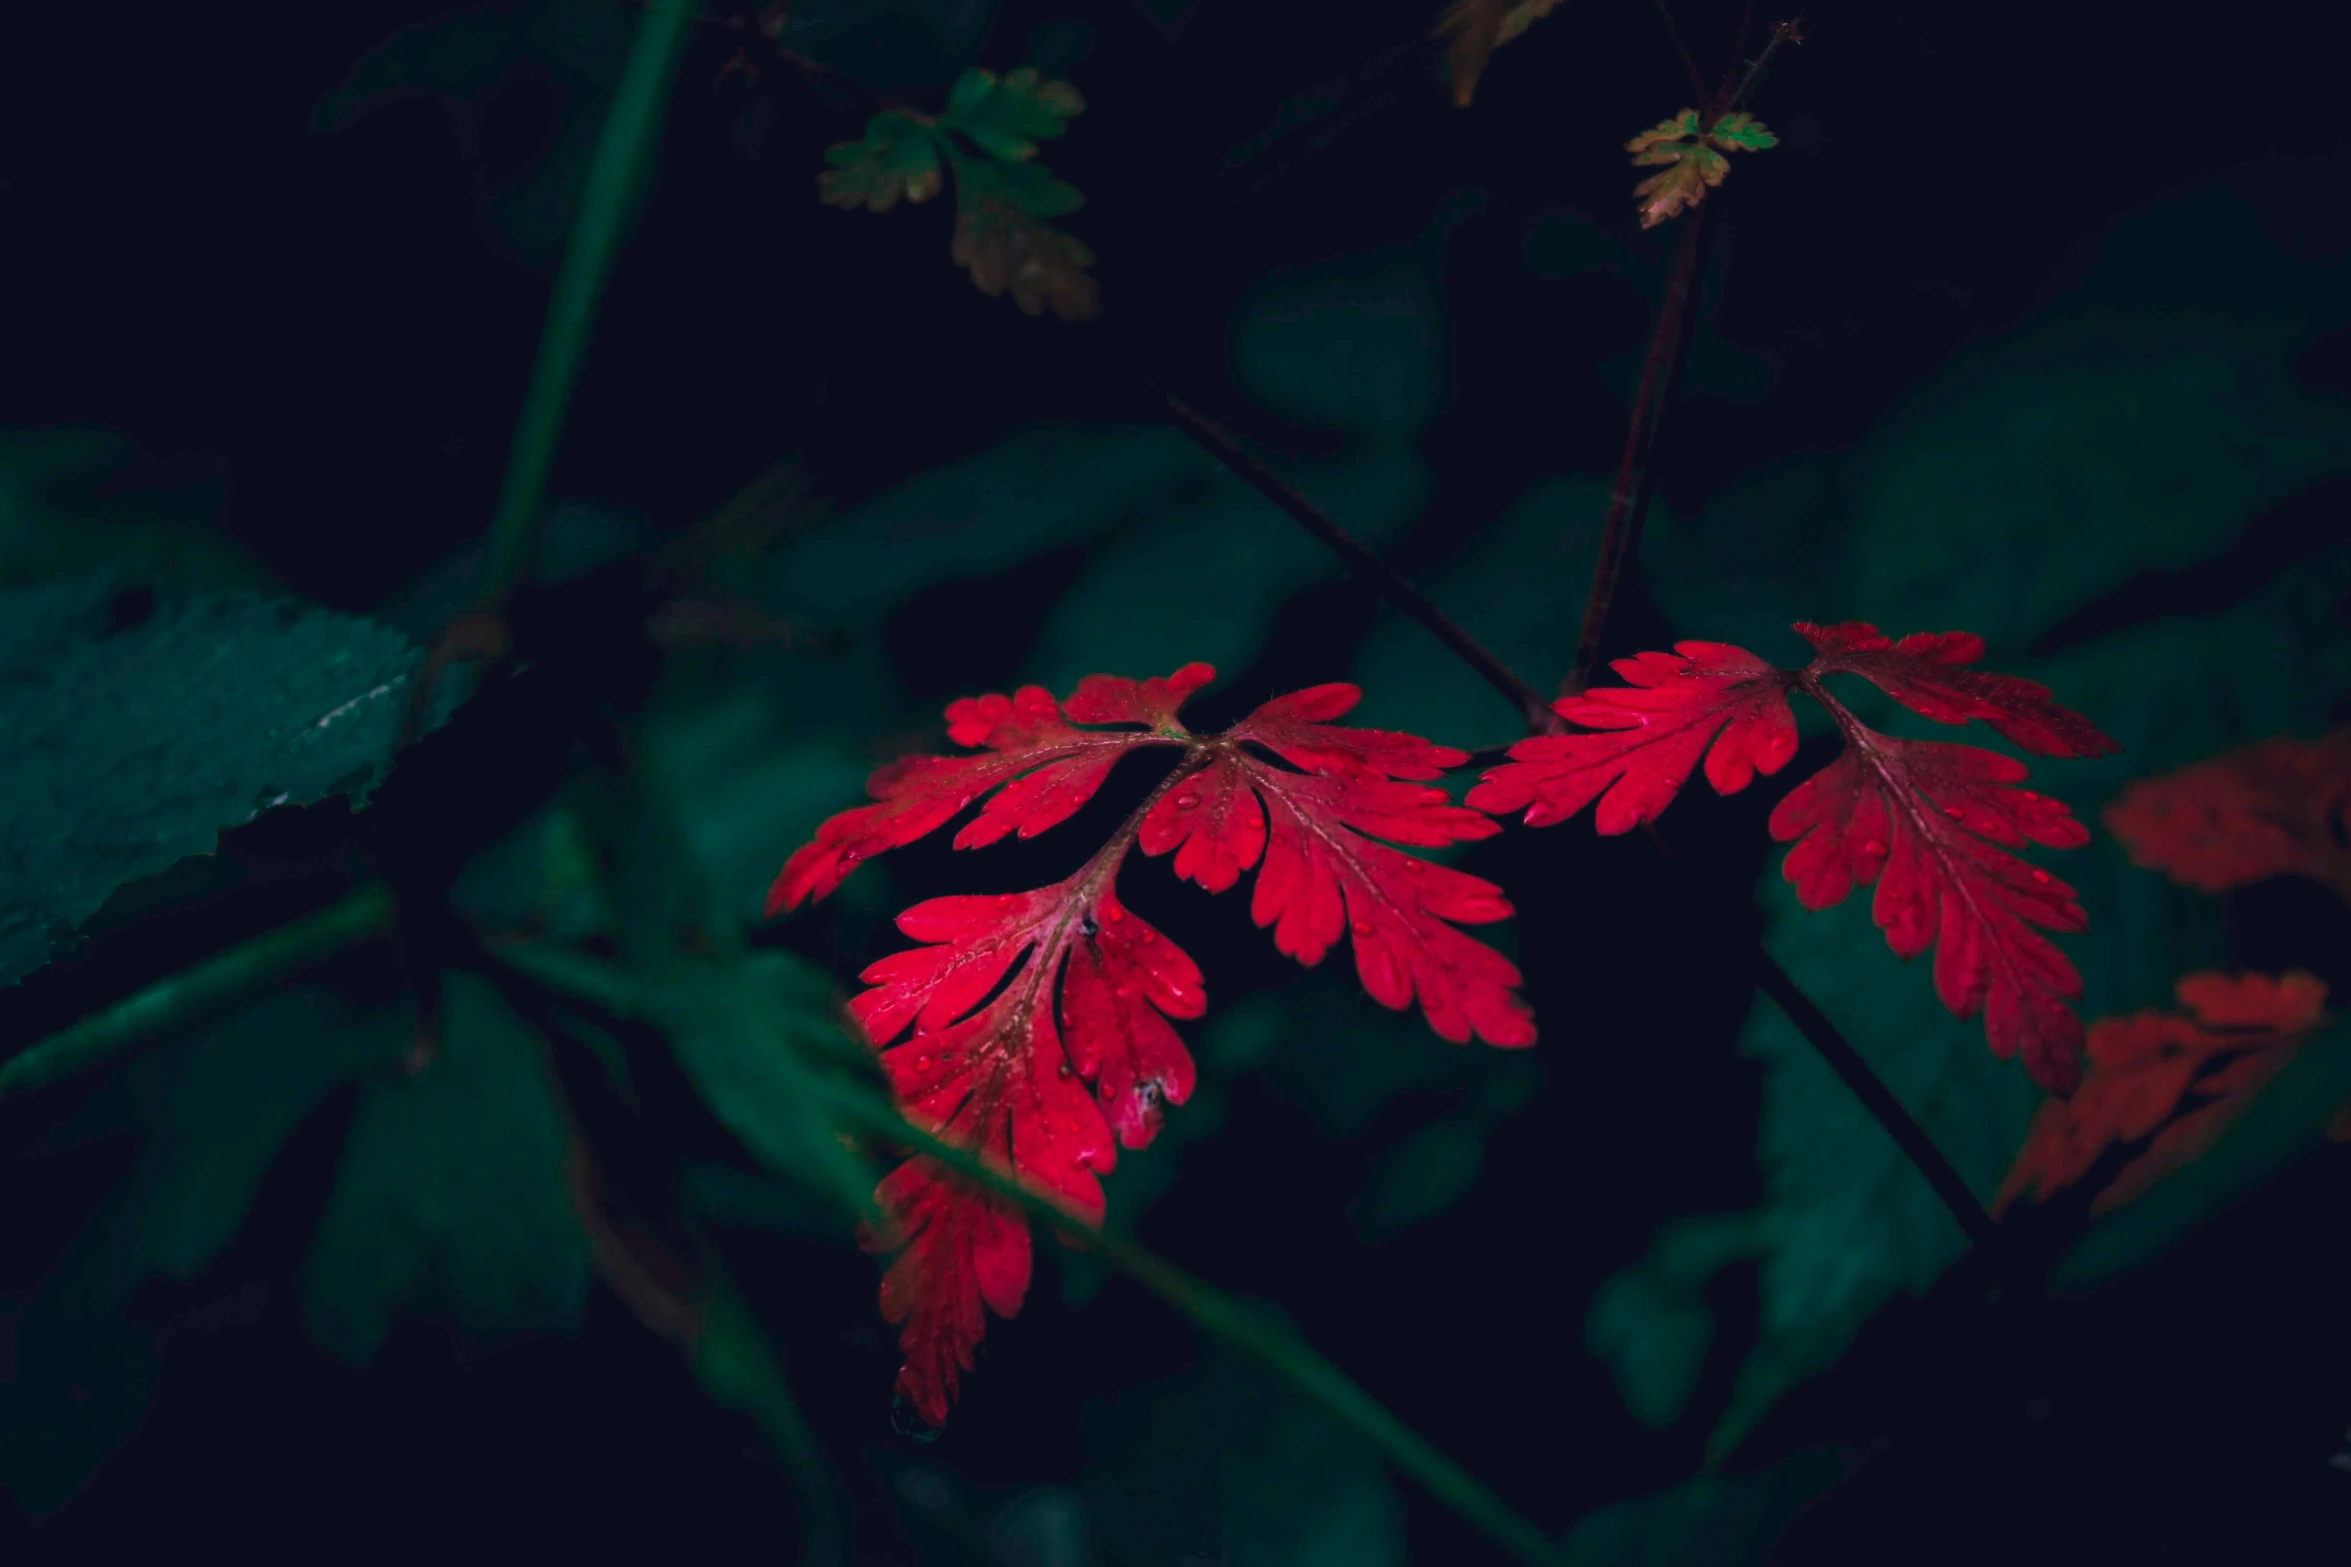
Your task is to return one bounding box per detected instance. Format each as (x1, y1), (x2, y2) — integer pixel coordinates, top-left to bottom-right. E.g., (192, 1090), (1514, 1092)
(1084, 1350), (1405, 1567)
(1563, 1445), (1849, 1566)
(658, 951), (879, 1221)
(302, 971), (589, 1363)
(939, 65), (1083, 162)
(0, 580), (431, 988)
(1705, 112), (1777, 151)
(0, 426), (269, 593)
(1586, 1216), (1763, 1430)
(0, 986), (403, 1515)
(820, 110), (945, 211)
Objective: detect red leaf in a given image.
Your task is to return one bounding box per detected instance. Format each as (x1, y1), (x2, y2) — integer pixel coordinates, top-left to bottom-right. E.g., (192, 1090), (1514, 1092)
(1771, 731), (2092, 1091)
(1466, 642), (1800, 832)
(2103, 729), (2351, 897)
(1143, 685), (1535, 1047)
(1794, 622), (2121, 760)
(1995, 971), (2329, 1214)
(765, 664), (1211, 914)
(1470, 623), (2110, 1087)
(852, 866), (1203, 1425)
(774, 663), (1533, 1421)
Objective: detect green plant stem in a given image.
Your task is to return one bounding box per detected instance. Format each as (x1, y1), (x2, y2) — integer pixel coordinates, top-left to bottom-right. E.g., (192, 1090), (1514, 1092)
(482, 935), (1567, 1567)
(820, 1089), (1569, 1567)
(479, 0), (694, 603)
(0, 885), (394, 1102)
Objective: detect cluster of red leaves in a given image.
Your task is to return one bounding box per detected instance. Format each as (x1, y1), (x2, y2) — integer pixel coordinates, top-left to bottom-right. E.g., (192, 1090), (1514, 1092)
(1469, 623), (2119, 1091)
(2104, 729), (2351, 899)
(771, 663), (1530, 1424)
(1995, 972), (2332, 1215)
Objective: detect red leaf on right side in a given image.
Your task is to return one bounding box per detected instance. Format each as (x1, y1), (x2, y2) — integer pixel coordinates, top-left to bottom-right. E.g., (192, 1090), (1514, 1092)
(1770, 731), (2095, 1092)
(1466, 642), (1800, 833)
(1995, 971), (2330, 1215)
(2103, 729), (2351, 897)
(1794, 622), (2122, 760)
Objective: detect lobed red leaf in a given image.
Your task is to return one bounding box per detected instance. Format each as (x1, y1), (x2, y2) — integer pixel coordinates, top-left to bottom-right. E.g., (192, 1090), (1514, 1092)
(1466, 642), (1800, 832)
(2102, 730), (2351, 897)
(1794, 621), (2120, 760)
(767, 667), (1209, 914)
(1769, 730), (2092, 1091)
(851, 865), (1202, 1424)
(1995, 971), (2330, 1214)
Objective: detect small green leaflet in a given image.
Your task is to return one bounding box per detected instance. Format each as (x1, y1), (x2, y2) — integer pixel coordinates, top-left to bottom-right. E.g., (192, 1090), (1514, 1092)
(1625, 108), (1778, 228)
(0, 578), (433, 987)
(816, 65), (1099, 320)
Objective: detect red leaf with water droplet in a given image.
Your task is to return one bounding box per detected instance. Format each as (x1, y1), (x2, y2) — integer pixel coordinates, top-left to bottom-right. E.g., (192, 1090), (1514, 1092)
(853, 867), (1201, 1425)
(1793, 622), (2121, 760)
(1144, 686), (1534, 1046)
(1466, 643), (1801, 833)
(2103, 729), (2351, 897)
(774, 664), (1529, 1421)
(1771, 731), (2093, 1090)
(1995, 971), (2330, 1214)
(766, 663), (1212, 913)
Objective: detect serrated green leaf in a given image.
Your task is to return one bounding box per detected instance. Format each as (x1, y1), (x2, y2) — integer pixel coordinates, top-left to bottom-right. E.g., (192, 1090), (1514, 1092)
(819, 110), (944, 211)
(302, 971), (588, 1363)
(0, 580), (432, 987)
(939, 64), (1083, 162)
(1706, 112), (1777, 150)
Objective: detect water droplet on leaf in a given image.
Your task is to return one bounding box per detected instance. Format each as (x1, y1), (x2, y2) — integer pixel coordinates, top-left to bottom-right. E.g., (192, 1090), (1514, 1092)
(891, 1394), (943, 1443)
(1175, 793), (1200, 810)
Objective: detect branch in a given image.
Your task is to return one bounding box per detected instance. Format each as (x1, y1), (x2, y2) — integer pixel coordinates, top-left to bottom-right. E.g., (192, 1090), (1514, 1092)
(1752, 952), (2001, 1249)
(480, 0), (695, 605)
(1156, 389), (1565, 738)
(1562, 205), (1709, 698)
(0, 886), (396, 1103)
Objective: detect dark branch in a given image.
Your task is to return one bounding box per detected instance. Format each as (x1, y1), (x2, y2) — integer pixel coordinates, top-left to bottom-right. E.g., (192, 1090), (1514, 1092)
(1563, 206), (1710, 698)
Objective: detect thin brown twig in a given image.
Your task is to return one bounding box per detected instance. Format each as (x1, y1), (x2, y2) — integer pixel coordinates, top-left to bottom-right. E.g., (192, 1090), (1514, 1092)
(1562, 205), (1710, 699)
(1156, 388), (1566, 738)
(1650, 0), (1713, 105)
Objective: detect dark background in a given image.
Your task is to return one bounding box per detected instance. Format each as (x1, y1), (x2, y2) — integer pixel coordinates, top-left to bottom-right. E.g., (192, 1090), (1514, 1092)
(4, 1), (2349, 1561)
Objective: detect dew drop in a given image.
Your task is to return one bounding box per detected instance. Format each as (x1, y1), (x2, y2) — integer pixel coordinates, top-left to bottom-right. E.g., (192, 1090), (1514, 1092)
(1402, 859), (1424, 874)
(915, 1055), (933, 1072)
(2020, 790), (2041, 801)
(1115, 984), (1135, 999)
(2031, 869), (2051, 884)
(891, 1394), (944, 1443)
(1862, 839), (1886, 857)
(1175, 793), (1201, 810)
(1136, 929), (1154, 943)
(998, 894), (1018, 908)
(1351, 919), (1374, 937)
(1944, 806), (1966, 821)
(1105, 905), (1124, 922)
